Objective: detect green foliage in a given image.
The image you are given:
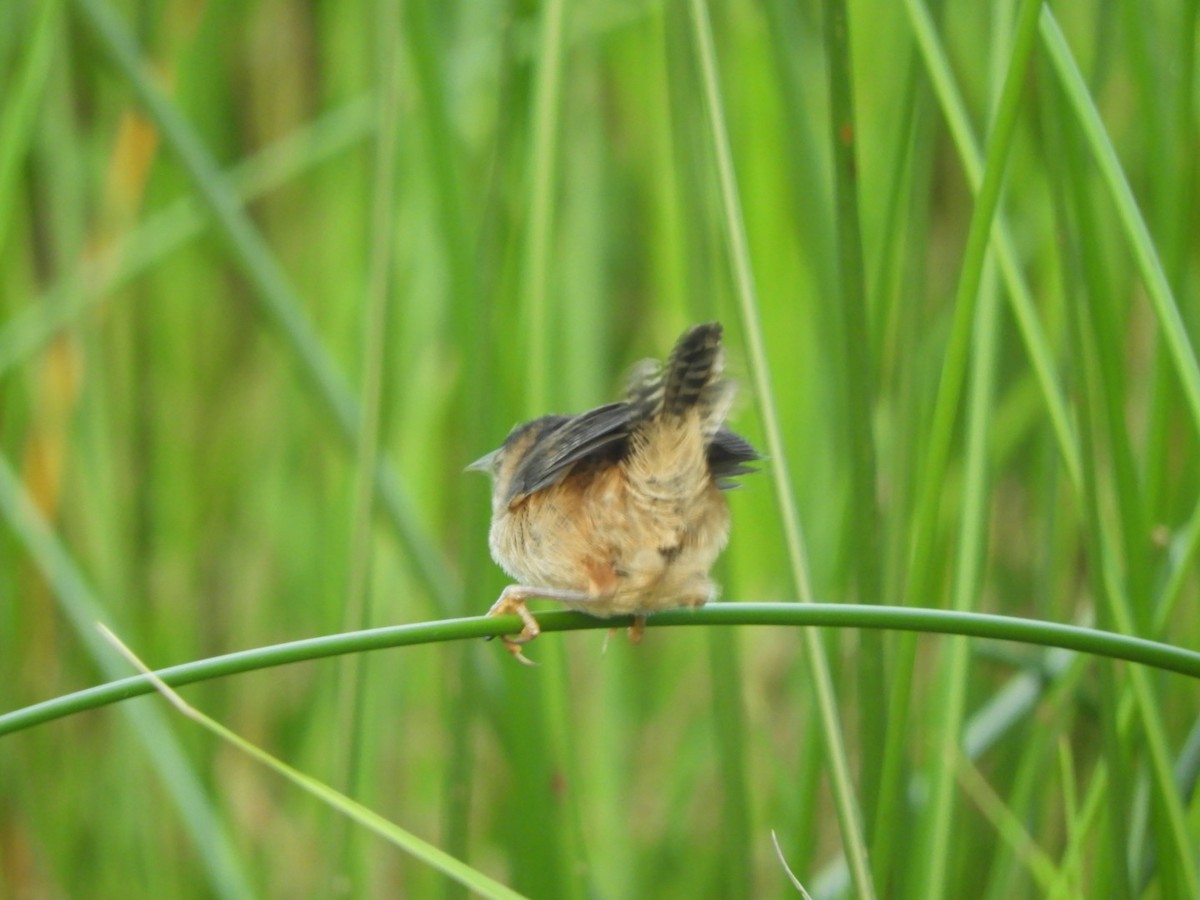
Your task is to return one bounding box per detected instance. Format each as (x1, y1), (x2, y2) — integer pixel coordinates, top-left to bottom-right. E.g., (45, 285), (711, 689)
(2, 0), (1198, 896)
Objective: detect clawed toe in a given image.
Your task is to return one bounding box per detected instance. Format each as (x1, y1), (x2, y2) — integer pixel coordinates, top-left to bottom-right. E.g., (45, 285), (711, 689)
(487, 590), (542, 664)
(501, 638), (539, 666)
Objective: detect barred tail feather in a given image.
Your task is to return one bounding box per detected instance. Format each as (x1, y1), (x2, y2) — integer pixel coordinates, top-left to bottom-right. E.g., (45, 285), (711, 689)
(624, 358), (664, 421)
(663, 322), (724, 416)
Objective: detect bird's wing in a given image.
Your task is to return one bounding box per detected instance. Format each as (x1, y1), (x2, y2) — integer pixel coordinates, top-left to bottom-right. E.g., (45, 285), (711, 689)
(506, 402), (635, 501)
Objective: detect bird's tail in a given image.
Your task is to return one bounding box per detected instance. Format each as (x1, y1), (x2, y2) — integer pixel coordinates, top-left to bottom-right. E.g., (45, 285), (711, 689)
(663, 322), (724, 416)
(626, 322), (731, 441)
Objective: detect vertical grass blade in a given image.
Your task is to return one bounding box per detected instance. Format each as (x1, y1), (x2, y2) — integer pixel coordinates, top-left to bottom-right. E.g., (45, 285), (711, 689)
(901, 4), (1042, 896)
(521, 0), (568, 412)
(1040, 9), (1200, 438)
(507, 2), (588, 897)
(821, 0), (887, 831)
(0, 1), (59, 255)
(329, 0), (404, 888)
(686, 1), (875, 895)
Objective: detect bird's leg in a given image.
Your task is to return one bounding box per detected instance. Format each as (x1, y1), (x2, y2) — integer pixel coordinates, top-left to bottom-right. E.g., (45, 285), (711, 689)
(487, 586), (543, 644)
(486, 584), (593, 666)
(603, 615), (647, 651)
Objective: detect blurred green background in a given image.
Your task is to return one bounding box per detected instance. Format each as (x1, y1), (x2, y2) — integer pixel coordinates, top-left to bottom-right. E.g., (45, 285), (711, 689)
(2, 0), (1199, 897)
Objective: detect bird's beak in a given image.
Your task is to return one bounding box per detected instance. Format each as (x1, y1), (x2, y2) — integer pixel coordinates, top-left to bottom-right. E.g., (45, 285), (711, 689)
(465, 449), (499, 473)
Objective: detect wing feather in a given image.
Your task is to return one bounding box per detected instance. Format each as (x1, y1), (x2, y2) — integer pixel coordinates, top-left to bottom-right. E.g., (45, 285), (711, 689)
(706, 427), (760, 489)
(505, 402), (635, 502)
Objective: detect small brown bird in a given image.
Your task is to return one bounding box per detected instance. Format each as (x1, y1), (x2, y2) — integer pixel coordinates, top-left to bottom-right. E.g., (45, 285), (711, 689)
(468, 322), (758, 664)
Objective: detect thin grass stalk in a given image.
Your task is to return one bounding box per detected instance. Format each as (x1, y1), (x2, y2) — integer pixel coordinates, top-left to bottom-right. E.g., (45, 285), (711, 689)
(1039, 9), (1200, 438)
(1123, 12), (1195, 561)
(0, 0), (58, 255)
(1091, 287), (1200, 893)
(978, 667), (1077, 899)
(902, 0), (1082, 493)
(509, 1), (588, 896)
(955, 751), (1060, 893)
(1041, 505), (1200, 891)
(1116, 2), (1165, 218)
(708, 634), (754, 894)
(1144, 357), (1177, 527)
(662, 0), (727, 321)
(1064, 657), (1199, 893)
(685, 0), (875, 894)
(704, 627), (756, 891)
(877, 11), (1085, 891)
(792, 701), (825, 876)
(401, 0), (490, 888)
(551, 56), (614, 900)
(657, 8), (758, 889)
(406, 4), (478, 322)
(1138, 721), (1200, 890)
(821, 0), (887, 830)
(1054, 758), (1109, 896)
(1062, 226), (1135, 900)
(1046, 38), (1200, 895)
(1054, 737), (1084, 897)
(329, 2), (403, 890)
(1012, 40), (1113, 897)
(869, 64), (926, 377)
(871, 82), (938, 896)
(975, 410), (1073, 897)
(1089, 0), (1197, 660)
(1147, 376), (1200, 576)
(1053, 111), (1196, 892)
(1156, 503), (1200, 631)
(522, 0), (566, 412)
(1054, 119), (1151, 630)
(887, 15), (1083, 877)
(657, 13), (760, 887)
(922, 266), (1001, 898)
(926, 0), (1043, 888)
(1162, 0), (1198, 289)
(901, 0), (1070, 598)
(7, 601), (1200, 739)
(758, 0), (837, 304)
(648, 5), (691, 327)
(1143, 0), (1198, 602)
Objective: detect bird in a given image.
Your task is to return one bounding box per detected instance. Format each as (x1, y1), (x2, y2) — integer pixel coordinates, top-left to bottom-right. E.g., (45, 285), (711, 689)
(467, 322), (759, 664)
